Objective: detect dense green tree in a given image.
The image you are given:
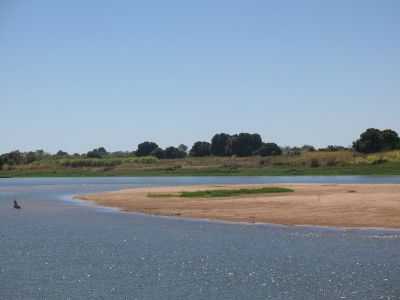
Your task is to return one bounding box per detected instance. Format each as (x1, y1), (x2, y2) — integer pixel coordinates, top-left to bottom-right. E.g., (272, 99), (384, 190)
(382, 129), (400, 150)
(178, 144), (188, 153)
(353, 128), (400, 153)
(136, 142), (158, 157)
(190, 141), (211, 157)
(301, 145), (316, 152)
(150, 147), (165, 159)
(56, 150), (69, 157)
(25, 151), (38, 163)
(353, 128), (383, 153)
(87, 147), (108, 158)
(164, 147), (186, 159)
(256, 143), (282, 156)
(0, 151), (24, 165)
(211, 133), (231, 156)
(230, 133), (263, 157)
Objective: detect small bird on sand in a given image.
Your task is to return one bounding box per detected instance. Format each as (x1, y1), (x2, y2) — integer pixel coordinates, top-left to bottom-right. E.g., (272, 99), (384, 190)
(13, 200), (21, 209)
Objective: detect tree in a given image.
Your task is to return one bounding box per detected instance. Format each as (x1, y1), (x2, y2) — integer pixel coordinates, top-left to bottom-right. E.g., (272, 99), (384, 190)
(136, 142), (159, 157)
(87, 147), (108, 158)
(25, 151), (38, 164)
(150, 147), (165, 159)
(164, 147), (186, 159)
(190, 141), (211, 157)
(211, 133), (231, 156)
(256, 143), (282, 156)
(178, 144), (188, 153)
(353, 128), (400, 153)
(56, 150), (69, 157)
(382, 129), (400, 150)
(0, 151), (24, 165)
(301, 145), (315, 152)
(230, 133), (263, 157)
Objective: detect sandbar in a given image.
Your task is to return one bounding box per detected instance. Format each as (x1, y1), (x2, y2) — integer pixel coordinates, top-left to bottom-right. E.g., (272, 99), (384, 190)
(76, 184), (400, 228)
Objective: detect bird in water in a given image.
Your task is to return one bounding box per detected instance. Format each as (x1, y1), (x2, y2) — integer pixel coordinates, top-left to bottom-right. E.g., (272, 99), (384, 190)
(13, 200), (21, 209)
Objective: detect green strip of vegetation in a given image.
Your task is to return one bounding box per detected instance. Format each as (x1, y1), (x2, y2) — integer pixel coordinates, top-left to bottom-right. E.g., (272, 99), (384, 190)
(180, 187), (293, 198)
(147, 187), (293, 199)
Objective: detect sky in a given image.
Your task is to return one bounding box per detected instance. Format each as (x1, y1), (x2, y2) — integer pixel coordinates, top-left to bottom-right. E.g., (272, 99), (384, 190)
(1, 0), (399, 153)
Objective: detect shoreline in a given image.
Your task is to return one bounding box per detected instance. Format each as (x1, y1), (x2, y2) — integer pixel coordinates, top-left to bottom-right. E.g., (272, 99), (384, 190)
(75, 183), (400, 229)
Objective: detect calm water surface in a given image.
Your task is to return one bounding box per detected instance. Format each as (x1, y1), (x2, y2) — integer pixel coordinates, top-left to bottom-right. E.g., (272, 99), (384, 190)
(1, 176), (400, 300)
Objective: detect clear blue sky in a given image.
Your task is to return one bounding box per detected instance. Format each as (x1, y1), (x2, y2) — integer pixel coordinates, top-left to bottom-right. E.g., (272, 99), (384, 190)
(1, 0), (399, 153)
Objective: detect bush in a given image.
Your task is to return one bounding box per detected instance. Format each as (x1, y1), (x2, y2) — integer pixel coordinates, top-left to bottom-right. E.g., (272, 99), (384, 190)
(211, 133), (232, 156)
(150, 147), (165, 159)
(353, 128), (400, 153)
(190, 141), (211, 157)
(87, 147), (108, 158)
(136, 142), (158, 157)
(230, 133), (263, 157)
(164, 147), (186, 159)
(256, 143), (282, 157)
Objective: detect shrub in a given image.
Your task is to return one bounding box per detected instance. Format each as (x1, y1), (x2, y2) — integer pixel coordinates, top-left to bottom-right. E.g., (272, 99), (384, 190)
(190, 141), (211, 157)
(256, 143), (282, 156)
(211, 133), (232, 156)
(353, 128), (400, 153)
(136, 142), (158, 157)
(164, 147), (186, 159)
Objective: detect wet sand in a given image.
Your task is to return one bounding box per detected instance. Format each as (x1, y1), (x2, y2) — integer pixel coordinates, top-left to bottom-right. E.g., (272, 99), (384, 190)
(76, 184), (400, 228)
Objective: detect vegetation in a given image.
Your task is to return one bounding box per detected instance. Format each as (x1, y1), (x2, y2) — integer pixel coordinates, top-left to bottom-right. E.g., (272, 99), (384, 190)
(148, 186), (294, 198)
(190, 141), (211, 157)
(1, 128), (400, 177)
(256, 143), (282, 156)
(353, 128), (400, 153)
(180, 187), (293, 198)
(136, 142), (159, 157)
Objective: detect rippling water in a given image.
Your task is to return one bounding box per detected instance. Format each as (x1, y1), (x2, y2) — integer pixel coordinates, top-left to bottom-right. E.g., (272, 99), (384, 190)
(1, 177), (400, 300)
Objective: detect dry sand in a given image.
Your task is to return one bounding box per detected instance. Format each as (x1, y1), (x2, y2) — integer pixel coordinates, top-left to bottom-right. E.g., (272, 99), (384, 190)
(76, 184), (400, 228)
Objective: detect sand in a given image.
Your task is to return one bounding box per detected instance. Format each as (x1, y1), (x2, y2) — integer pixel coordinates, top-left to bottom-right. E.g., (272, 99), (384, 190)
(76, 184), (400, 228)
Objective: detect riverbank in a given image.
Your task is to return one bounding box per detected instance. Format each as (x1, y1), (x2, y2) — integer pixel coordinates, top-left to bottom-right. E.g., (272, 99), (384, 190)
(2, 162), (400, 177)
(2, 151), (400, 177)
(76, 184), (400, 228)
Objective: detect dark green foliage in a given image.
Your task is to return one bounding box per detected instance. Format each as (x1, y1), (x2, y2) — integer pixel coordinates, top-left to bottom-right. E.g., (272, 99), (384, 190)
(256, 143), (282, 156)
(136, 142), (158, 157)
(87, 147), (108, 158)
(56, 150), (69, 157)
(190, 141), (211, 157)
(164, 147), (186, 159)
(230, 133), (263, 157)
(211, 133), (232, 156)
(150, 147), (165, 159)
(25, 151), (38, 164)
(0, 151), (24, 166)
(178, 144), (188, 153)
(301, 145), (316, 152)
(320, 145), (348, 152)
(382, 129), (400, 150)
(353, 128), (400, 153)
(180, 187), (294, 198)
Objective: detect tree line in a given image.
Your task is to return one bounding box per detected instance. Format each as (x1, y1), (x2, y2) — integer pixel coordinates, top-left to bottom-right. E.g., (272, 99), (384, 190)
(0, 128), (399, 168)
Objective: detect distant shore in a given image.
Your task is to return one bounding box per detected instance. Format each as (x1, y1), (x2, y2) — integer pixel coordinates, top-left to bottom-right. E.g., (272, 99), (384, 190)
(76, 184), (400, 228)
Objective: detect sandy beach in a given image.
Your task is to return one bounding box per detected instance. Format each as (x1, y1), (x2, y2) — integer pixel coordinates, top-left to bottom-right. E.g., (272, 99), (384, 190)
(76, 184), (400, 228)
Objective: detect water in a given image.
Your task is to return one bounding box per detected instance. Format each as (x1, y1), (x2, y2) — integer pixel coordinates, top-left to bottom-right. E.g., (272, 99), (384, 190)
(1, 176), (400, 300)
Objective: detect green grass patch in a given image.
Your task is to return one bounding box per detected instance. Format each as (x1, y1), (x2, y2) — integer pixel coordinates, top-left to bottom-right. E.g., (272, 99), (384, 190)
(148, 187), (293, 199)
(180, 187), (293, 198)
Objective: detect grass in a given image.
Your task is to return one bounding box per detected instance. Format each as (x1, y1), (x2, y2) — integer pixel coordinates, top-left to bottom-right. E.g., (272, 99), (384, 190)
(180, 187), (294, 198)
(2, 150), (400, 177)
(148, 187), (294, 198)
